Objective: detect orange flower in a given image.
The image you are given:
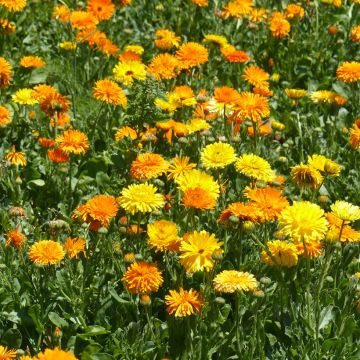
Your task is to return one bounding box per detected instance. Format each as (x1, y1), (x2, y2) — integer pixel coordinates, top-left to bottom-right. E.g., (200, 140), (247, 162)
(64, 237), (86, 258)
(70, 11), (98, 29)
(48, 148), (69, 163)
(155, 29), (181, 49)
(0, 57), (12, 88)
(296, 240), (323, 258)
(284, 4), (304, 19)
(93, 79), (127, 107)
(176, 42), (208, 70)
(269, 12), (290, 38)
(6, 226), (26, 248)
(0, 0), (26, 12)
(20, 55), (46, 68)
(221, 45), (250, 63)
(87, 0), (115, 20)
(36, 348), (77, 360)
(147, 53), (179, 80)
(53, 4), (70, 22)
(242, 65), (270, 89)
(56, 129), (89, 155)
(38, 91), (70, 116)
(165, 288), (204, 317)
(97, 38), (119, 56)
(247, 123), (272, 137)
(50, 112), (71, 128)
(73, 194), (119, 231)
(349, 123), (360, 149)
(130, 153), (170, 180)
(336, 61), (360, 83)
(191, 0), (208, 6)
(119, 50), (142, 62)
(115, 126), (137, 141)
(0, 105), (11, 125)
(222, 0), (254, 18)
(5, 145), (26, 166)
(232, 92), (270, 123)
(28, 240), (65, 265)
(182, 187), (216, 210)
(122, 261), (163, 294)
(219, 202), (261, 223)
(213, 86), (241, 107)
(38, 137), (56, 148)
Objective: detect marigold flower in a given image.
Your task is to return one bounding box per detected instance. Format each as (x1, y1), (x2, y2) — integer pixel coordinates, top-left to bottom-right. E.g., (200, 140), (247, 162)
(53, 4), (70, 22)
(147, 53), (179, 80)
(167, 156), (196, 180)
(59, 42), (77, 50)
(180, 230), (223, 273)
(296, 240), (323, 258)
(6, 226), (26, 248)
(351, 26), (360, 42)
(38, 137), (56, 148)
(20, 55), (46, 68)
(70, 11), (98, 29)
(130, 153), (169, 180)
(221, 45), (250, 63)
(28, 240), (65, 266)
(176, 42), (208, 70)
(269, 12), (291, 38)
(331, 200), (360, 222)
(261, 240), (298, 267)
(232, 92), (270, 123)
(222, 0), (254, 18)
(284, 4), (304, 19)
(191, 0), (208, 6)
(291, 163), (323, 189)
(213, 270), (258, 293)
(235, 153), (275, 182)
(0, 0), (26, 12)
(242, 65), (270, 89)
(93, 79), (127, 107)
(115, 126), (137, 141)
(122, 261), (163, 294)
(155, 29), (181, 49)
(249, 7), (267, 22)
(12, 88), (38, 105)
(0, 57), (12, 88)
(182, 187), (217, 210)
(0, 105), (11, 126)
(0, 346), (17, 359)
(64, 237), (86, 258)
(113, 61), (147, 86)
(165, 288), (204, 317)
(48, 148), (69, 163)
(285, 88), (307, 99)
(349, 123), (360, 149)
(203, 34), (228, 47)
(336, 61), (360, 83)
(310, 90), (340, 104)
(219, 201), (261, 223)
(5, 145), (26, 166)
(56, 129), (89, 155)
(36, 347), (78, 360)
(147, 220), (179, 252)
(307, 154), (341, 177)
(87, 0), (115, 21)
(278, 201), (328, 243)
(201, 142), (237, 169)
(118, 183), (164, 214)
(119, 50), (142, 63)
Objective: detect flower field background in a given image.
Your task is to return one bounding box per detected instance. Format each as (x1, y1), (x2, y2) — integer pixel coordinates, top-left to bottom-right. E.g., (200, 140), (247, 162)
(1, 0), (360, 358)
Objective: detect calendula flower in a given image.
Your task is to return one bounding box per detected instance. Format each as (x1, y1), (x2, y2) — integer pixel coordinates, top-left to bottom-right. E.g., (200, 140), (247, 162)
(93, 79), (127, 107)
(48, 148), (69, 163)
(73, 195), (119, 231)
(219, 201), (261, 223)
(213, 270), (258, 293)
(5, 145), (26, 166)
(28, 240), (65, 265)
(331, 200), (360, 222)
(269, 12), (291, 38)
(130, 153), (169, 180)
(232, 92), (270, 123)
(155, 29), (181, 49)
(284, 4), (304, 19)
(349, 123), (360, 150)
(56, 129), (89, 155)
(53, 4), (70, 22)
(261, 240), (298, 267)
(222, 0), (254, 18)
(0, 57), (12, 88)
(12, 88), (38, 105)
(167, 156), (196, 180)
(179, 230), (223, 273)
(39, 137), (56, 148)
(176, 42), (208, 70)
(59, 41), (77, 50)
(147, 53), (179, 80)
(296, 240), (323, 258)
(291, 164), (323, 189)
(351, 26), (360, 42)
(147, 220), (179, 252)
(115, 126), (137, 141)
(208, 86), (240, 114)
(64, 237), (86, 258)
(191, 0), (208, 6)
(0, 105), (11, 126)
(235, 154), (275, 182)
(118, 183), (164, 214)
(203, 34), (228, 47)
(112, 61), (147, 86)
(87, 0), (115, 21)
(307, 154), (341, 177)
(336, 61), (360, 83)
(0, 0), (26, 12)
(122, 261), (163, 294)
(249, 7), (267, 22)
(285, 88), (307, 99)
(20, 56), (46, 68)
(6, 226), (26, 248)
(221, 45), (250, 63)
(182, 187), (217, 210)
(36, 347), (78, 360)
(201, 142), (237, 169)
(278, 201), (328, 243)
(70, 10), (98, 29)
(165, 288), (204, 317)
(242, 65), (270, 89)
(0, 346), (17, 359)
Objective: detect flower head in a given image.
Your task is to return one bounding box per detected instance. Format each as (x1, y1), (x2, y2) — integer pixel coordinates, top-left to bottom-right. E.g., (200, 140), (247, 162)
(87, 0), (115, 21)
(213, 270), (258, 293)
(235, 154), (275, 182)
(0, 105), (11, 126)
(307, 154), (341, 177)
(165, 288), (204, 317)
(0, 57), (12, 88)
(64, 237), (86, 258)
(261, 240), (298, 267)
(242, 65), (270, 89)
(0, 346), (17, 360)
(28, 240), (65, 265)
(147, 220), (179, 252)
(130, 153), (169, 180)
(330, 200), (360, 222)
(56, 129), (89, 155)
(291, 164), (323, 189)
(20, 55), (46, 68)
(232, 92), (270, 123)
(113, 61), (147, 86)
(147, 53), (179, 80)
(12, 88), (38, 105)
(285, 88), (307, 99)
(70, 10), (98, 29)
(167, 156), (196, 181)
(5, 145), (26, 166)
(336, 61), (360, 83)
(269, 12), (291, 38)
(155, 29), (181, 49)
(176, 42), (208, 70)
(122, 261), (163, 294)
(35, 347), (77, 360)
(93, 79), (127, 107)
(201, 142), (237, 169)
(182, 187), (217, 210)
(6, 226), (26, 248)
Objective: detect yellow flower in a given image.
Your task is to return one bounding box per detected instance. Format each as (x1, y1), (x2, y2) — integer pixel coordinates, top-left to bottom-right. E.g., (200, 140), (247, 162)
(118, 183), (164, 214)
(36, 348), (77, 360)
(285, 88), (307, 99)
(0, 346), (17, 359)
(278, 201), (328, 243)
(112, 61), (147, 86)
(167, 156), (196, 181)
(291, 163), (323, 189)
(261, 240), (298, 267)
(12, 88), (38, 105)
(307, 154), (341, 177)
(124, 44), (144, 54)
(179, 230), (223, 273)
(115, 126), (137, 141)
(213, 270), (258, 293)
(59, 42), (77, 50)
(147, 220), (179, 252)
(20, 55), (46, 68)
(203, 34), (228, 47)
(165, 288), (204, 317)
(235, 153), (275, 182)
(28, 240), (65, 266)
(330, 200), (360, 222)
(5, 145), (26, 166)
(201, 142), (237, 169)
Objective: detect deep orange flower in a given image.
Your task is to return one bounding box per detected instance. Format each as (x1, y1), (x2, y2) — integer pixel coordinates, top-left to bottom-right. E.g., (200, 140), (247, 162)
(93, 79), (127, 107)
(219, 202), (261, 223)
(48, 148), (69, 163)
(56, 129), (89, 155)
(269, 12), (290, 38)
(0, 105), (11, 125)
(296, 240), (323, 258)
(70, 11), (99, 29)
(176, 42), (208, 70)
(148, 53), (179, 80)
(130, 153), (170, 180)
(232, 92), (270, 122)
(87, 0), (115, 20)
(247, 123), (272, 137)
(182, 187), (216, 210)
(221, 45), (250, 63)
(155, 29), (181, 49)
(122, 261), (163, 294)
(28, 240), (65, 265)
(64, 237), (86, 258)
(119, 50), (142, 62)
(50, 112), (71, 128)
(213, 86), (240, 107)
(336, 61), (360, 83)
(38, 91), (70, 116)
(349, 123), (360, 149)
(38, 138), (56, 148)
(6, 226), (26, 248)
(165, 288), (204, 317)
(0, 57), (12, 88)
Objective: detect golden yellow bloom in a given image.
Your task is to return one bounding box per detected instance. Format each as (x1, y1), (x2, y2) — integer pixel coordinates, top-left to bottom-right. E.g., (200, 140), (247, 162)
(155, 29), (181, 49)
(179, 230), (223, 273)
(70, 10), (98, 29)
(20, 56), (46, 68)
(0, 346), (17, 359)
(201, 142), (236, 169)
(28, 240), (65, 266)
(124, 45), (144, 54)
(147, 220), (179, 252)
(261, 240), (298, 267)
(167, 156), (196, 181)
(130, 153), (169, 180)
(336, 61), (360, 83)
(165, 288), (204, 317)
(213, 270), (258, 293)
(112, 61), (147, 86)
(284, 4), (304, 19)
(249, 8), (267, 22)
(351, 26), (360, 42)
(0, 105), (10, 126)
(0, 0), (26, 12)
(285, 88), (307, 99)
(232, 92), (270, 122)
(147, 53), (179, 80)
(0, 57), (12, 88)
(331, 200), (360, 222)
(5, 145), (26, 166)
(36, 347), (77, 360)
(291, 164), (323, 189)
(93, 79), (127, 107)
(56, 129), (89, 155)
(168, 85), (197, 108)
(115, 126), (137, 141)
(12, 88), (38, 105)
(64, 237), (86, 258)
(118, 183), (164, 214)
(269, 12), (291, 38)
(59, 42), (77, 50)
(349, 123), (360, 149)
(235, 153), (275, 182)
(222, 0), (254, 18)
(203, 34), (228, 47)
(242, 65), (270, 89)
(307, 154), (341, 177)
(278, 201), (328, 243)
(122, 261), (163, 294)
(176, 42), (208, 70)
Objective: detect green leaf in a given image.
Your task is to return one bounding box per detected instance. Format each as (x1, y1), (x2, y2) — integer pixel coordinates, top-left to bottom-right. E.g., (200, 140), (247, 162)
(48, 312), (69, 328)
(27, 179), (45, 189)
(1, 329), (22, 348)
(89, 354), (114, 360)
(108, 287), (133, 306)
(28, 305), (44, 334)
(319, 305), (334, 330)
(78, 326), (109, 340)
